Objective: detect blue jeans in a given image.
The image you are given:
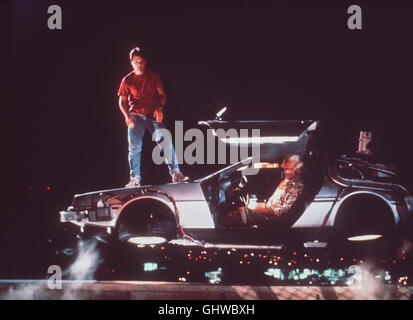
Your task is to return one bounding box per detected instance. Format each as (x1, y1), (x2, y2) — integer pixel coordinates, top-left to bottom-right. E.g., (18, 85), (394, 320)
(127, 114), (180, 179)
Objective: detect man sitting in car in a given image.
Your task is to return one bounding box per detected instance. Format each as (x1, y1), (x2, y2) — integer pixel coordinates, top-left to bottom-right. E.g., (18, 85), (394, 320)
(221, 154), (305, 225)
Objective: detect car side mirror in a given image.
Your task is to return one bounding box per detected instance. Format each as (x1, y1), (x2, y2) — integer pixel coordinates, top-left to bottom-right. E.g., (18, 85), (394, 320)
(215, 106), (227, 120)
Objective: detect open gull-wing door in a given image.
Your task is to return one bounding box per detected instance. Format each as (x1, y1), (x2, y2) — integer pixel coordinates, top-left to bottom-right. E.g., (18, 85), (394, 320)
(198, 119), (319, 162)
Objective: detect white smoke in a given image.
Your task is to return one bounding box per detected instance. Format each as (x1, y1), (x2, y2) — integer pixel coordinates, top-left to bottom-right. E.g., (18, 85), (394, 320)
(0, 282), (45, 300)
(346, 263), (393, 300)
(59, 239), (103, 299)
(1, 239), (103, 300)
(66, 239), (103, 281)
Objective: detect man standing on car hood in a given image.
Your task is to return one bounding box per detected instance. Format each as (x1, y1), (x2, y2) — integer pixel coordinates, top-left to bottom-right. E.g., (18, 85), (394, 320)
(118, 47), (188, 187)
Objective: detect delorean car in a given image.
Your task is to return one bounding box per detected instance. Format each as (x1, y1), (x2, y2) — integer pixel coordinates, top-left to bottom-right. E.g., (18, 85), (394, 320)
(60, 114), (413, 251)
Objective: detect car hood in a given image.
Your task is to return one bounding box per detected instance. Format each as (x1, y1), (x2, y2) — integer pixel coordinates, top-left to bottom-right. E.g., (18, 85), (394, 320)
(71, 182), (206, 209)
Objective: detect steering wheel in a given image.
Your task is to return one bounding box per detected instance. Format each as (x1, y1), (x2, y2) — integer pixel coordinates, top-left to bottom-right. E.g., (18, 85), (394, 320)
(236, 175), (250, 206)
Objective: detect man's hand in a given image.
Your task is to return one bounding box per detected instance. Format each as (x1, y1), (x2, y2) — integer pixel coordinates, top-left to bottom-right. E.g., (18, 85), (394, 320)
(125, 115), (135, 128)
(153, 109), (164, 123)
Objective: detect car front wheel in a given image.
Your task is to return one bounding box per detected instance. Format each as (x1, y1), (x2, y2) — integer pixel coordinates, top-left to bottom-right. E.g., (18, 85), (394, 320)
(118, 219), (177, 246)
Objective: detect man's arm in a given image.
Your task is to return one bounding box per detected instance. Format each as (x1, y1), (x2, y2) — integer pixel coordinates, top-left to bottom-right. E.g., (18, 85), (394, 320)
(153, 86), (166, 123)
(119, 95), (134, 127)
(156, 86), (167, 110)
(265, 180), (304, 217)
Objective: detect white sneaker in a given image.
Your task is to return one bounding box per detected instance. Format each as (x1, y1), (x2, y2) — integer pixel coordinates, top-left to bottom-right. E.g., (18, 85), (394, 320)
(172, 172), (189, 183)
(125, 176), (141, 188)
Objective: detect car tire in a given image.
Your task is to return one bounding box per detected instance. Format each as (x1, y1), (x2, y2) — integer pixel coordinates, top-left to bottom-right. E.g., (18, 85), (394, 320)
(334, 196), (399, 257)
(118, 219), (177, 245)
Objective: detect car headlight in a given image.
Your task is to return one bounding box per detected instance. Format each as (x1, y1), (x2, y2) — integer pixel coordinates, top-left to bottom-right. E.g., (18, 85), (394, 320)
(60, 209), (87, 222)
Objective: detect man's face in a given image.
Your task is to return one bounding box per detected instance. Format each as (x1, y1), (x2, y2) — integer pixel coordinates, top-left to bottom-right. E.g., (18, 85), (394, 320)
(131, 55), (146, 74)
(282, 159), (299, 180)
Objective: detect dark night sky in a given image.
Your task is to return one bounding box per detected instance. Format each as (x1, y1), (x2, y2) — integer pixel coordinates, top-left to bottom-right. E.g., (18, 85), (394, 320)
(4, 0), (413, 196)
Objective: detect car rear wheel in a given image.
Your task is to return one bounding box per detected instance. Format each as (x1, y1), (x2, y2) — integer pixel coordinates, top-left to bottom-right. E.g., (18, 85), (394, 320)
(334, 195), (399, 257)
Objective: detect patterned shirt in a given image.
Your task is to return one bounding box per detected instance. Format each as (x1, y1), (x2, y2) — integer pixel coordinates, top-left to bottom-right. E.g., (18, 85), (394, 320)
(265, 177), (305, 217)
